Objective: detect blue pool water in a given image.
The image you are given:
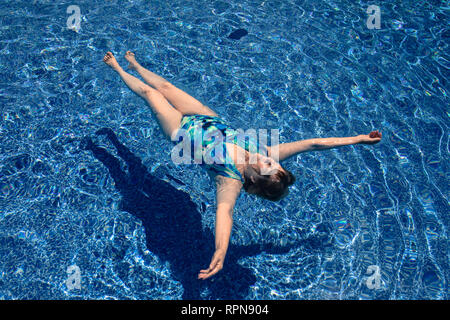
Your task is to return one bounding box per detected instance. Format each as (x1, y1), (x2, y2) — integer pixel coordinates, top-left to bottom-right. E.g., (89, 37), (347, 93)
(0, 0), (448, 300)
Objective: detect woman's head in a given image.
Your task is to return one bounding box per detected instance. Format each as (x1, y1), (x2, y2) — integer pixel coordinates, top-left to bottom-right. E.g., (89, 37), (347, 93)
(242, 154), (295, 201)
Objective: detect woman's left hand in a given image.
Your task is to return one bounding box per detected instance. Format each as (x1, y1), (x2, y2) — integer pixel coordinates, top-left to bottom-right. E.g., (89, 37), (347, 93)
(198, 249), (226, 280)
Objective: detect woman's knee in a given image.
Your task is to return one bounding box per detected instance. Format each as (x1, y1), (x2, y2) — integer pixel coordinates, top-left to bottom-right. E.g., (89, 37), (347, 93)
(142, 86), (162, 99)
(156, 81), (174, 95)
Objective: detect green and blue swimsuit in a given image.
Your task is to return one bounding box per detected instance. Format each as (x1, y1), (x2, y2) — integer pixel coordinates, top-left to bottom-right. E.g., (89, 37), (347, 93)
(173, 115), (268, 183)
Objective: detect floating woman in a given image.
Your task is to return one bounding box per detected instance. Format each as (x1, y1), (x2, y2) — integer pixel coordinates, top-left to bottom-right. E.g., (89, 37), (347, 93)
(102, 51), (382, 279)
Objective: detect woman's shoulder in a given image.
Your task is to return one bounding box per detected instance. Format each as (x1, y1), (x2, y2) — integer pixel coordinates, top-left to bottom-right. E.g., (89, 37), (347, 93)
(215, 174), (243, 206)
(214, 174), (243, 187)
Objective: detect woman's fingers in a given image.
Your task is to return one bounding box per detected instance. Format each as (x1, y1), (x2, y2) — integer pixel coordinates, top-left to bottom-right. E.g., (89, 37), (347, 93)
(369, 130), (382, 138)
(199, 267), (212, 275)
(359, 131), (382, 145)
(198, 253), (224, 279)
(198, 265), (221, 279)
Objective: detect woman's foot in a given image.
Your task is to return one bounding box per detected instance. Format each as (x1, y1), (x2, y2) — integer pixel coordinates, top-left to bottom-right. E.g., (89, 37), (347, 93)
(103, 52), (121, 71)
(124, 51), (140, 70)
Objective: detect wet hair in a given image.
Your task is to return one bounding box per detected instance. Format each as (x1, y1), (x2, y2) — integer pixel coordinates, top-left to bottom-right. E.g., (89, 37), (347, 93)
(243, 164), (295, 201)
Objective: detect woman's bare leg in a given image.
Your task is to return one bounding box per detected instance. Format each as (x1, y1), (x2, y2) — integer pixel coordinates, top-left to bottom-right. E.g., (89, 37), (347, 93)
(124, 51), (218, 117)
(103, 52), (182, 140)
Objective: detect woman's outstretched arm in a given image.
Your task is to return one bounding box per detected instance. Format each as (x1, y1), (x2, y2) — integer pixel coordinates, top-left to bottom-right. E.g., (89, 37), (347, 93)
(270, 130), (382, 161)
(198, 176), (242, 280)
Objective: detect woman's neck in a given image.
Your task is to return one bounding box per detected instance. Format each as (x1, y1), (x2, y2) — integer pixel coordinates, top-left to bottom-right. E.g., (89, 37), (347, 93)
(228, 143), (251, 177)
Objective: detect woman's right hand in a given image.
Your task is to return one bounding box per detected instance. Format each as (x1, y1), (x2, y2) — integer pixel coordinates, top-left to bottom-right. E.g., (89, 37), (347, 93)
(359, 130), (382, 145)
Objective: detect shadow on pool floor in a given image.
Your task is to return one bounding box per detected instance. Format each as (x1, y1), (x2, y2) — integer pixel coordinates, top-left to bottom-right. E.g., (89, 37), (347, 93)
(80, 128), (332, 299)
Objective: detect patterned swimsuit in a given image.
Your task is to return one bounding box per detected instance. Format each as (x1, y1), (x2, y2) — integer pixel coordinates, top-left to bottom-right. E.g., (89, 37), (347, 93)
(172, 115), (268, 183)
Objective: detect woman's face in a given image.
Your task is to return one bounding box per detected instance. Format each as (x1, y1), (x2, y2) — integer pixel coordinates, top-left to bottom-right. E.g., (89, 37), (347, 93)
(249, 153), (283, 176)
